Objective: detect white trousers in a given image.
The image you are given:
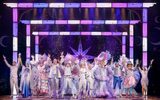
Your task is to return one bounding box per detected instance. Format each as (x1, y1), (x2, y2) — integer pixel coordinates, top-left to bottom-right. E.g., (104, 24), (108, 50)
(62, 77), (75, 95)
(87, 78), (94, 96)
(10, 77), (19, 95)
(79, 77), (87, 94)
(49, 76), (59, 97)
(72, 76), (79, 94)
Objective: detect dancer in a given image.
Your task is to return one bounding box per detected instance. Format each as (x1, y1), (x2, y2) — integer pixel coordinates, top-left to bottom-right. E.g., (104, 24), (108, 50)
(95, 59), (112, 97)
(86, 63), (94, 97)
(94, 51), (114, 97)
(20, 61), (32, 98)
(92, 58), (99, 95)
(3, 53), (21, 96)
(123, 61), (137, 97)
(37, 55), (49, 95)
(61, 61), (76, 98)
(78, 60), (87, 98)
(139, 59), (154, 97)
(106, 60), (114, 92)
(72, 58), (80, 97)
(112, 60), (124, 97)
(61, 53), (76, 98)
(48, 58), (61, 98)
(118, 55), (128, 96)
(30, 55), (39, 96)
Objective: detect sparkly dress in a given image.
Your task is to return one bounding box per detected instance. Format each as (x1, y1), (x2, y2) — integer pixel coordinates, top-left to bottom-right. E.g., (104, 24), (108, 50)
(139, 66), (151, 90)
(123, 69), (136, 88)
(30, 63), (39, 95)
(38, 64), (49, 94)
(20, 66), (31, 98)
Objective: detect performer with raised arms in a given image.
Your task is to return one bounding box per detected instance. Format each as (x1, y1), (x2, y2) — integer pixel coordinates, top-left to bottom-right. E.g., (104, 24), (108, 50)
(61, 53), (76, 98)
(123, 60), (138, 97)
(139, 59), (154, 97)
(3, 53), (21, 96)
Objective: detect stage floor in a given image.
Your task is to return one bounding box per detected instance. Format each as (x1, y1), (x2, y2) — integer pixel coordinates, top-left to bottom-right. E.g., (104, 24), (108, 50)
(0, 96), (159, 100)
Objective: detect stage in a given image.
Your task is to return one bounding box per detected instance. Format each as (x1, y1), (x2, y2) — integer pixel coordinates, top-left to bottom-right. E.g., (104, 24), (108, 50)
(1, 0), (160, 99)
(0, 96), (159, 100)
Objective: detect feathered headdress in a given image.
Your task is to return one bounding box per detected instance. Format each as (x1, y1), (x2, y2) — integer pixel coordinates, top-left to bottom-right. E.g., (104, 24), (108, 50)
(119, 55), (128, 65)
(64, 53), (75, 64)
(97, 50), (111, 61)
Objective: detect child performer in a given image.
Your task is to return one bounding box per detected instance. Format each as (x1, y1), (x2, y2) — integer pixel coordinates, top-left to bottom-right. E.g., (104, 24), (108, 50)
(78, 60), (87, 98)
(95, 59), (112, 97)
(72, 58), (80, 97)
(48, 58), (61, 98)
(86, 63), (95, 97)
(61, 53), (76, 98)
(3, 53), (21, 96)
(20, 61), (32, 98)
(61, 61), (76, 98)
(123, 61), (137, 97)
(112, 60), (124, 97)
(139, 59), (154, 97)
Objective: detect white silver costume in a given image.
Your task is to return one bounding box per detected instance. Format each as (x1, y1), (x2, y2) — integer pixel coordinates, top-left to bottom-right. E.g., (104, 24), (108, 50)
(4, 59), (20, 95)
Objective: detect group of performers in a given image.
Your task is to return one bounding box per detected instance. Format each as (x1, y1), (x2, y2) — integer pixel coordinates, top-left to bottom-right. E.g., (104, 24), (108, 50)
(3, 51), (154, 99)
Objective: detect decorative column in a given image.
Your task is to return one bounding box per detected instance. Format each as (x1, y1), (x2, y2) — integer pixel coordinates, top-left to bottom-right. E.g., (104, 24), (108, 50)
(13, 8), (18, 61)
(122, 36), (126, 56)
(35, 35), (39, 61)
(142, 8), (148, 66)
(129, 25), (134, 63)
(26, 25), (31, 61)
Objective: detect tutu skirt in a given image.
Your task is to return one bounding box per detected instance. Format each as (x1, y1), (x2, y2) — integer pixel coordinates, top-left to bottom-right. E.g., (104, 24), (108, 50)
(123, 76), (136, 88)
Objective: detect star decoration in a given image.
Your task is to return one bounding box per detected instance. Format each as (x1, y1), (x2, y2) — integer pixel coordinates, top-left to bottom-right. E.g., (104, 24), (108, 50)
(70, 41), (94, 60)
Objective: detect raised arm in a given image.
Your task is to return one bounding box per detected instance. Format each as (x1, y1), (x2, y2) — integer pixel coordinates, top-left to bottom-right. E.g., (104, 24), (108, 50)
(148, 59), (154, 71)
(60, 52), (64, 64)
(3, 55), (12, 68)
(30, 55), (38, 66)
(110, 57), (114, 65)
(134, 59), (139, 68)
(45, 54), (52, 66)
(92, 63), (98, 72)
(17, 53), (22, 67)
(109, 57), (115, 69)
(138, 66), (142, 73)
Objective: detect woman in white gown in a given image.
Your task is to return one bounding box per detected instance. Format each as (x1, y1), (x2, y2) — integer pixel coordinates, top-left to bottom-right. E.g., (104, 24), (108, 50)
(20, 61), (31, 98)
(30, 55), (39, 96)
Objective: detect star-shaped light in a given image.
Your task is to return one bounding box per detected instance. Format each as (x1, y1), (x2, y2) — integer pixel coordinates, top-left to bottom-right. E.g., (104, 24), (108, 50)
(70, 41), (94, 60)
